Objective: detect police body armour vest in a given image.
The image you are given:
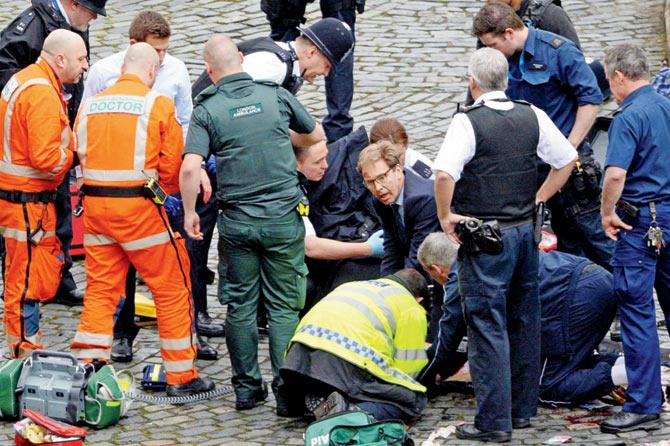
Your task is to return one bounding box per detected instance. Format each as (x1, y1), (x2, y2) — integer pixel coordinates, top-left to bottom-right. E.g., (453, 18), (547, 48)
(191, 38), (301, 99)
(453, 100), (539, 221)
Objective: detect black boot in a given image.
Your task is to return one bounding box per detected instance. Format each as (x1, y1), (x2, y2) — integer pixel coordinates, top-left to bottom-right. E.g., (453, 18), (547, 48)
(110, 338), (133, 363)
(51, 288), (84, 306)
(600, 411), (660, 433)
(196, 312), (225, 337)
(166, 377), (215, 397)
(455, 424), (511, 443)
(196, 334), (218, 360)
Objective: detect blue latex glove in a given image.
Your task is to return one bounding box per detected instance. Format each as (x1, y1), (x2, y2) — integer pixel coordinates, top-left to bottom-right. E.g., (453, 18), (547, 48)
(164, 194), (183, 219)
(205, 155), (217, 178)
(368, 230), (384, 258)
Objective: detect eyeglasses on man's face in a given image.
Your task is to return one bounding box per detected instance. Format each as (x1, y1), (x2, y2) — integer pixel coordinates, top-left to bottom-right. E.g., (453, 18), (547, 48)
(363, 163), (399, 190)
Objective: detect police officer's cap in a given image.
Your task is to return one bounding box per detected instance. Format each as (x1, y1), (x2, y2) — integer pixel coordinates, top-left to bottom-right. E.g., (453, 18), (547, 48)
(75, 0), (107, 16)
(300, 18), (354, 67)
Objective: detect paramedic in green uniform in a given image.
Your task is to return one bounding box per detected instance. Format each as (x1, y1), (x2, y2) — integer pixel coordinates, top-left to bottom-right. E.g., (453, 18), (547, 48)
(179, 35), (325, 414)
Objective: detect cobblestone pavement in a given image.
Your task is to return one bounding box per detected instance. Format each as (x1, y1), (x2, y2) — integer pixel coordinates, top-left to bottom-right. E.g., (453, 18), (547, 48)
(0, 0), (669, 444)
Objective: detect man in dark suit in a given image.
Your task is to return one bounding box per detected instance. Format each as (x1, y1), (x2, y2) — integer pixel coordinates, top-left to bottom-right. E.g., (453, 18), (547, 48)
(357, 140), (440, 275)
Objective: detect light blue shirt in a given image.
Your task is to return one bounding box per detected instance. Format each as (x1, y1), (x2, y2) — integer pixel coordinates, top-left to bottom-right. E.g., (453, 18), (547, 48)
(82, 48), (193, 139)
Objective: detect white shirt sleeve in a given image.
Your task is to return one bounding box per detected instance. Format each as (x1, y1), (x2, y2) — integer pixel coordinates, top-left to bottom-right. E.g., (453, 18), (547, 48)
(533, 105), (578, 169)
(242, 52), (287, 85)
(432, 113), (476, 182)
(303, 216), (316, 237)
(81, 63), (103, 106)
(173, 62), (193, 140)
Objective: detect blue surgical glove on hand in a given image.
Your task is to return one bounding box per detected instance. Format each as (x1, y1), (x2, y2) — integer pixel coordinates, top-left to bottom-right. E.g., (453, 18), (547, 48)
(164, 194), (183, 219)
(368, 230), (385, 258)
(205, 155), (217, 178)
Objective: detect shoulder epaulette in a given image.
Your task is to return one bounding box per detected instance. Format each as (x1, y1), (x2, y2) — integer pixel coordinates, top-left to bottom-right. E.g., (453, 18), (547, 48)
(194, 84), (218, 105)
(511, 99), (533, 107)
(453, 102), (484, 117)
(13, 9), (37, 35)
(253, 80), (279, 88)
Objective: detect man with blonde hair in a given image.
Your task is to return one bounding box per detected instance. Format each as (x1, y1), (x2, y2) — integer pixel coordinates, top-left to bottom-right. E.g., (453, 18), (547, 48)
(357, 141), (440, 275)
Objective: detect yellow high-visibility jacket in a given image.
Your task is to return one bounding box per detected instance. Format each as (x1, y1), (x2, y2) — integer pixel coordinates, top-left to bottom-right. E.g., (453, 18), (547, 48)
(291, 278), (428, 392)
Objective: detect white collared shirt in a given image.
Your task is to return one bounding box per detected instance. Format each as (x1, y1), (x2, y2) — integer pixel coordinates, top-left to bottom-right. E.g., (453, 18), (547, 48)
(82, 49), (193, 138)
(433, 90), (577, 181)
(242, 41), (301, 87)
(53, 0), (71, 25)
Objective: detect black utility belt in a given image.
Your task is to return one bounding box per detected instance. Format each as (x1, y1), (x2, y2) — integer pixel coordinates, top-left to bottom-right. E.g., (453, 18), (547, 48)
(0, 189), (57, 204)
(81, 185), (150, 198)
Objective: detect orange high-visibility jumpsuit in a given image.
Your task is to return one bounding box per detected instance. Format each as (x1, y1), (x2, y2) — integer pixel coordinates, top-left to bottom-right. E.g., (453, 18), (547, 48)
(70, 73), (197, 385)
(0, 59), (74, 358)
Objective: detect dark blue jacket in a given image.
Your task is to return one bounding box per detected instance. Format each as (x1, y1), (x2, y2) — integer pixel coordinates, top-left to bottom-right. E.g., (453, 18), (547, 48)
(307, 126), (381, 241)
(374, 170), (440, 274)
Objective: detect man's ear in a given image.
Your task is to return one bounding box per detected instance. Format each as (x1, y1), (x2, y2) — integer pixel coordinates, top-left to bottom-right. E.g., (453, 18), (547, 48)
(503, 28), (515, 41)
(55, 53), (67, 69)
(238, 51), (244, 65)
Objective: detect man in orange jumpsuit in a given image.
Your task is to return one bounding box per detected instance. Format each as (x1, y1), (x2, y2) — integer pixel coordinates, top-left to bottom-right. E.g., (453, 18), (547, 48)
(0, 29), (84, 358)
(71, 43), (214, 396)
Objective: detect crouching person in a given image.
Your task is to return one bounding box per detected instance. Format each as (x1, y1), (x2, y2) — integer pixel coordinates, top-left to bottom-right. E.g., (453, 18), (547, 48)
(277, 268), (429, 423)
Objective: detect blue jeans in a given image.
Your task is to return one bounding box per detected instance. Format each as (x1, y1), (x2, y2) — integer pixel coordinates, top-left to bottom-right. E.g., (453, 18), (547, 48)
(613, 201), (670, 414)
(459, 223), (540, 432)
(551, 208), (614, 271)
(321, 6), (355, 142)
(539, 265), (618, 404)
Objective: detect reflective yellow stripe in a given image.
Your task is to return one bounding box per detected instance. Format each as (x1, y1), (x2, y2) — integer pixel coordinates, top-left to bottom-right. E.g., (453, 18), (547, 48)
(0, 226), (55, 242)
(134, 91), (160, 171)
(121, 231), (170, 251)
(328, 295), (394, 350)
(395, 348), (427, 362)
(77, 91), (161, 184)
(163, 359), (193, 373)
(83, 233), (116, 246)
(72, 348), (111, 360)
(160, 336), (194, 351)
(73, 331), (113, 346)
(83, 168), (157, 182)
(0, 161), (52, 179)
(349, 286), (397, 335)
(3, 78), (52, 163)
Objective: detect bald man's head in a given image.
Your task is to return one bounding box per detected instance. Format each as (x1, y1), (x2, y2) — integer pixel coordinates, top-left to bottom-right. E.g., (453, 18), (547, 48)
(121, 42), (160, 87)
(41, 29), (89, 84)
(203, 35), (243, 83)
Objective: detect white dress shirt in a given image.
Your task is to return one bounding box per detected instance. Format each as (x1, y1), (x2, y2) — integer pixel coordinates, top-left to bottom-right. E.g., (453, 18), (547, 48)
(433, 90), (577, 181)
(82, 49), (193, 139)
(242, 41), (302, 86)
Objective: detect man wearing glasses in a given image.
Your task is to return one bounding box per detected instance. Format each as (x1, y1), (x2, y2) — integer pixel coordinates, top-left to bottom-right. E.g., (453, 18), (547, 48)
(357, 140), (440, 276)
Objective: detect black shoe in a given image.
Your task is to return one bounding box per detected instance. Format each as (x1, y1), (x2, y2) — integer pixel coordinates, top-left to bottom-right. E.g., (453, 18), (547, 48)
(205, 267), (216, 285)
(166, 377), (215, 397)
(455, 424), (511, 443)
(512, 418), (530, 429)
(276, 394), (302, 418)
(51, 288), (84, 306)
(235, 383), (268, 411)
(600, 411), (660, 433)
(196, 312), (225, 337)
(110, 338), (133, 363)
(196, 334), (218, 361)
(312, 392), (351, 419)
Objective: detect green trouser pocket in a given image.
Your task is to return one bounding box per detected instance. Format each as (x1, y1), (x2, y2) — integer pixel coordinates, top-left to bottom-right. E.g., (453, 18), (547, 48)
(293, 263), (308, 311)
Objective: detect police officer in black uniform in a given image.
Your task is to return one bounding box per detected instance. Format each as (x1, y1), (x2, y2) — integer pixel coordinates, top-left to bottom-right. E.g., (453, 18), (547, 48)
(433, 47), (576, 442)
(258, 0), (360, 142)
(0, 0), (107, 305)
